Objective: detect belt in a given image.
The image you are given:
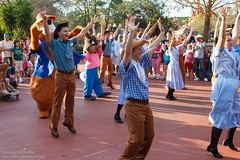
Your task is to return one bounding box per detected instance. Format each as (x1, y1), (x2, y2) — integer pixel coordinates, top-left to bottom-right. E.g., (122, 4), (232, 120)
(126, 98), (149, 104)
(102, 55), (110, 57)
(57, 69), (74, 74)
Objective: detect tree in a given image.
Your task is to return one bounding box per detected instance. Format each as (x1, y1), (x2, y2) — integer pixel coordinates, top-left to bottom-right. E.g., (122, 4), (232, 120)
(0, 0), (33, 38)
(51, 0), (170, 34)
(188, 13), (215, 36)
(174, 0), (240, 42)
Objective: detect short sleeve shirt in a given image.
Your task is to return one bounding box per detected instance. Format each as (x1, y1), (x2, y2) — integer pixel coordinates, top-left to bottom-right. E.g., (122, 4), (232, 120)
(119, 53), (151, 100)
(194, 42), (206, 58)
(48, 37), (77, 72)
(12, 48), (23, 61)
(0, 40), (14, 57)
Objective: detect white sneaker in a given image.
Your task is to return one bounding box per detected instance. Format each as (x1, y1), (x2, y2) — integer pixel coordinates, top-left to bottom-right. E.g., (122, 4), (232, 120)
(152, 75), (157, 79)
(194, 77), (200, 81)
(203, 78), (208, 82)
(156, 74), (160, 80)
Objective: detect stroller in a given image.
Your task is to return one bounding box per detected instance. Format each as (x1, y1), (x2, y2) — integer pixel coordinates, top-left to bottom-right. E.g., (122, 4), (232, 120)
(0, 64), (20, 101)
(6, 65), (18, 88)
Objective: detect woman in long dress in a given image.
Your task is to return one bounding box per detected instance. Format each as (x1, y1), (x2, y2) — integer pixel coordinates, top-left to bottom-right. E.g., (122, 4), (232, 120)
(166, 30), (192, 100)
(207, 6), (240, 158)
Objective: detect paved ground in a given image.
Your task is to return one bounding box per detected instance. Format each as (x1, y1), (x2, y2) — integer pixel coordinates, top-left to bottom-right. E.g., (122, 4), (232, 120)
(0, 69), (239, 160)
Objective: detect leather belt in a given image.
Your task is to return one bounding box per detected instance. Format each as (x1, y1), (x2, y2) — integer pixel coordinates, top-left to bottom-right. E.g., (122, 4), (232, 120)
(102, 55), (110, 57)
(126, 98), (149, 104)
(57, 69), (74, 74)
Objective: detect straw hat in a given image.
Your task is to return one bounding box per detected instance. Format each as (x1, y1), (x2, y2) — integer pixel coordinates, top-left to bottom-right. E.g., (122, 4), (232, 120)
(35, 13), (56, 24)
(132, 39), (147, 48)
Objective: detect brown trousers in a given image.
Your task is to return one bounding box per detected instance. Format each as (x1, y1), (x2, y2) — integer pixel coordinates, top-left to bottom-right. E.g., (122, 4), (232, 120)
(119, 101), (155, 160)
(50, 71), (76, 129)
(99, 56), (113, 85)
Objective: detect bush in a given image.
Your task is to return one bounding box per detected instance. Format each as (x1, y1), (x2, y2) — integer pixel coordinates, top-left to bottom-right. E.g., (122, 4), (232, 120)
(74, 44), (83, 54)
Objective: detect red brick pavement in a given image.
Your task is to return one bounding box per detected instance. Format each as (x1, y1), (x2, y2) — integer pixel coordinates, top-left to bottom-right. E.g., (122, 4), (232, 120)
(0, 73), (239, 160)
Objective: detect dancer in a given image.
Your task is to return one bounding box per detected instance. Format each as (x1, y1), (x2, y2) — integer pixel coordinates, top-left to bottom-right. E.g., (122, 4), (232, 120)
(207, 6), (240, 158)
(119, 16), (164, 160)
(83, 36), (111, 101)
(166, 29), (192, 100)
(41, 7), (99, 137)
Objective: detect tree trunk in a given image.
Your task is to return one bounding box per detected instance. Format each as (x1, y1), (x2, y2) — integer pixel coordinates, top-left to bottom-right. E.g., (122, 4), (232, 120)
(203, 0), (212, 43)
(203, 15), (211, 42)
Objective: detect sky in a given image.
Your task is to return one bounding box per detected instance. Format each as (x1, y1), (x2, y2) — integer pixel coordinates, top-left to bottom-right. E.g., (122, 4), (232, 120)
(165, 0), (193, 17)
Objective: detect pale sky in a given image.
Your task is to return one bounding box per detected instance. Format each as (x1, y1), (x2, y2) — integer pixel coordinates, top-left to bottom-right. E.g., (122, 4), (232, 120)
(168, 7), (192, 17)
(165, 0), (193, 17)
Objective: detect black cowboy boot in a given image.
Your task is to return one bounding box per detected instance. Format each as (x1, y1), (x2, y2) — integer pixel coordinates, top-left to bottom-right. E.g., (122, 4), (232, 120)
(207, 126), (223, 158)
(222, 127), (238, 151)
(114, 104), (123, 123)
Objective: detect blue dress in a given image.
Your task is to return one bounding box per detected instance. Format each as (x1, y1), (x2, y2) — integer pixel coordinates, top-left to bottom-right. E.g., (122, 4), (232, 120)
(166, 45), (184, 89)
(209, 47), (240, 129)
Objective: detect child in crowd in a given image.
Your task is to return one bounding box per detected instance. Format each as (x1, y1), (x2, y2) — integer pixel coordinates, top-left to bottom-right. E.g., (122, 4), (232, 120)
(184, 44), (194, 78)
(22, 56), (28, 77)
(28, 54), (36, 77)
(150, 37), (162, 79)
(12, 40), (24, 83)
(162, 43), (170, 81)
(83, 37), (111, 101)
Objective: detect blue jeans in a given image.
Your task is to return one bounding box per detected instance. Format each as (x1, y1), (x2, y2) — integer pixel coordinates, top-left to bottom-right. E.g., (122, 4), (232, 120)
(194, 58), (207, 79)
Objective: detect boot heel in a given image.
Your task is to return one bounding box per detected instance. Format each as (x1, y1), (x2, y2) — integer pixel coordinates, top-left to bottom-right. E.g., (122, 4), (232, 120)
(207, 145), (223, 158)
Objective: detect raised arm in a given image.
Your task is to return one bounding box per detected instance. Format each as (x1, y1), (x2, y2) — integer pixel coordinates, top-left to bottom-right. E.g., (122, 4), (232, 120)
(232, 12), (240, 45)
(140, 22), (151, 40)
(213, 17), (220, 47)
(75, 15), (99, 42)
(181, 29), (193, 46)
(122, 20), (128, 45)
(40, 7), (52, 44)
(92, 23), (96, 37)
(216, 6), (227, 49)
(100, 20), (104, 39)
(147, 21), (165, 57)
(123, 16), (139, 69)
(147, 19), (159, 38)
(112, 24), (122, 40)
(107, 23), (112, 31)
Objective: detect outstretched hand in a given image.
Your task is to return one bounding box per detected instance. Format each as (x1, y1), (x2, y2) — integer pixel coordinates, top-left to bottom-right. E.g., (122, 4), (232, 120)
(91, 15), (100, 24)
(127, 15), (139, 33)
(221, 6), (228, 18)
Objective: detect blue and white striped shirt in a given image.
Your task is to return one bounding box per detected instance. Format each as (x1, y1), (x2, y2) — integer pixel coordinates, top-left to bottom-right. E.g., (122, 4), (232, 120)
(119, 53), (152, 100)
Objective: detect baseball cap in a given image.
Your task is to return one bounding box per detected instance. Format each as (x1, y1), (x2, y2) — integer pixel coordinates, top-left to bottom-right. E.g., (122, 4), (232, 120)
(4, 33), (10, 37)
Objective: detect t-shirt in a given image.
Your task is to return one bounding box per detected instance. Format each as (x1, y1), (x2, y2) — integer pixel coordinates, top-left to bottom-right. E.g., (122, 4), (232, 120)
(85, 49), (103, 69)
(184, 50), (194, 63)
(0, 40), (14, 57)
(12, 48), (23, 61)
(194, 42), (206, 58)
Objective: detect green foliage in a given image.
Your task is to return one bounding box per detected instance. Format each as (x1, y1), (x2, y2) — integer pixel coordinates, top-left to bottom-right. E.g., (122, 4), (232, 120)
(0, 0), (33, 39)
(53, 0), (170, 33)
(74, 44), (84, 53)
(188, 13), (215, 35)
(0, 4), (16, 33)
